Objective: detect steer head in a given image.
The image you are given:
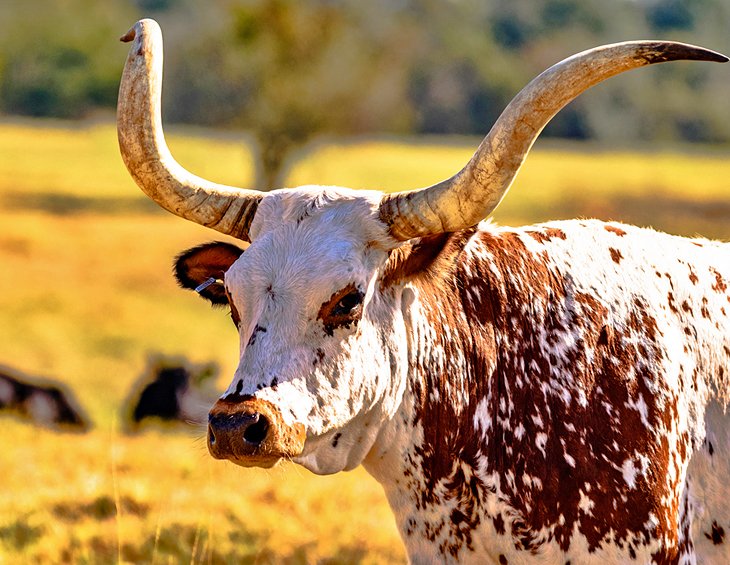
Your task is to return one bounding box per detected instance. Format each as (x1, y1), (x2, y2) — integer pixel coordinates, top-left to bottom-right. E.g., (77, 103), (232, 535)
(117, 19), (728, 474)
(171, 191), (402, 472)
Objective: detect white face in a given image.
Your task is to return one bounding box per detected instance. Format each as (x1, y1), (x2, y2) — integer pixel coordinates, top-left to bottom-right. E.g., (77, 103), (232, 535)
(220, 186), (408, 474)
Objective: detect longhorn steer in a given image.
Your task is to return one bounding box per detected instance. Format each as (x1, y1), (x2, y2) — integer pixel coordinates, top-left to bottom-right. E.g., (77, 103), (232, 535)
(118, 19), (730, 564)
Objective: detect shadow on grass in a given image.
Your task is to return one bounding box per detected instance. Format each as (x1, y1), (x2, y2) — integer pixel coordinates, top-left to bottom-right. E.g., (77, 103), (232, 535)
(124, 521), (377, 565)
(0, 517), (45, 551)
(52, 495), (149, 522)
(3, 511), (398, 564)
(502, 189), (730, 240)
(5, 188), (730, 242)
(2, 192), (162, 215)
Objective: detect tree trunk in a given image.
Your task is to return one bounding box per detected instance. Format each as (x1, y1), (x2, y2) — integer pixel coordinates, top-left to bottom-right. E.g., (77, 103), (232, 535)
(253, 134), (295, 191)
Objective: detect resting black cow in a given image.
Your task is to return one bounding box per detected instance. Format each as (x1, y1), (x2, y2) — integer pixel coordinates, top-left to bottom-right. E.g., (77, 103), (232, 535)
(124, 356), (218, 429)
(0, 365), (89, 431)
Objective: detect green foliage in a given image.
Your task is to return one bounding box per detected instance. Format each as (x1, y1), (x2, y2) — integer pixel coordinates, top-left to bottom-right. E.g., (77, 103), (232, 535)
(0, 0), (135, 118)
(0, 0), (729, 185)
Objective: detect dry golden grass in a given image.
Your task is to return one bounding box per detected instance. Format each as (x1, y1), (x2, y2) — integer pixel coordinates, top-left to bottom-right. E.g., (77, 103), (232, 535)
(0, 118), (728, 563)
(0, 420), (401, 564)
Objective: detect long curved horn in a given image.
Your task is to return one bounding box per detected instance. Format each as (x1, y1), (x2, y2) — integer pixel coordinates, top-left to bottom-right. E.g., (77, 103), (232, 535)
(117, 19), (263, 241)
(379, 41), (728, 241)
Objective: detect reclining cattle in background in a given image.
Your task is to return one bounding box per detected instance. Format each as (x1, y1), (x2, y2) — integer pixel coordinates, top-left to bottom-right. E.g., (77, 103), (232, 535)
(118, 19), (730, 564)
(124, 355), (218, 429)
(0, 364), (89, 431)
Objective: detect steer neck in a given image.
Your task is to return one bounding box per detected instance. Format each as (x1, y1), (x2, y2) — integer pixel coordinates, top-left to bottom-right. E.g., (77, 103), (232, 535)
(363, 264), (500, 494)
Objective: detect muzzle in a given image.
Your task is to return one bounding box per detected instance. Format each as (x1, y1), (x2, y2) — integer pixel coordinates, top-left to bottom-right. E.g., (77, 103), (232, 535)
(207, 395), (305, 468)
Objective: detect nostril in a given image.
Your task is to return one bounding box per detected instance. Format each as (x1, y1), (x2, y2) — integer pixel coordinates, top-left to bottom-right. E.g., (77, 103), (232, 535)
(208, 425), (217, 445)
(243, 413), (269, 446)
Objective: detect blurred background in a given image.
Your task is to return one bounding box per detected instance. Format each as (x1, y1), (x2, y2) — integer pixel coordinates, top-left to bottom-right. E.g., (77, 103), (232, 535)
(2, 0), (730, 186)
(1, 0), (729, 563)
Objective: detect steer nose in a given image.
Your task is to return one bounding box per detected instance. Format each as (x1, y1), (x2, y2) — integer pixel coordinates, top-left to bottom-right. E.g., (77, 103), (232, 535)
(208, 410), (270, 449)
(206, 396), (306, 468)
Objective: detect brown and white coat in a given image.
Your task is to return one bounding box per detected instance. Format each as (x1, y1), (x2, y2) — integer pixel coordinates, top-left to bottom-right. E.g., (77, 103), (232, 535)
(115, 18), (730, 564)
(365, 218), (730, 563)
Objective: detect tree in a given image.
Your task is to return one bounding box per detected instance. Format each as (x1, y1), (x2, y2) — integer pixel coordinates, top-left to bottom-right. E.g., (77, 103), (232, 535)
(223, 0), (417, 190)
(0, 0), (134, 118)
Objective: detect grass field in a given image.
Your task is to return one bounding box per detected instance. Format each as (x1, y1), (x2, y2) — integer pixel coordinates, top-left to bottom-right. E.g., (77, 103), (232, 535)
(0, 117), (729, 563)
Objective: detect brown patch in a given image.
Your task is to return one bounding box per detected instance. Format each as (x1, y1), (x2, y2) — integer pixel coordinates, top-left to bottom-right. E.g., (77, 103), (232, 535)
(317, 283), (364, 336)
(380, 231), (470, 290)
(402, 226), (682, 558)
(597, 326), (611, 346)
(527, 228), (567, 244)
(493, 513), (505, 535)
(711, 268), (728, 293)
(395, 231), (497, 556)
(499, 555), (508, 565)
(688, 267), (699, 285)
(668, 292), (679, 314)
(609, 248), (623, 264)
(705, 520), (725, 545)
(701, 297), (710, 319)
(604, 225), (627, 236)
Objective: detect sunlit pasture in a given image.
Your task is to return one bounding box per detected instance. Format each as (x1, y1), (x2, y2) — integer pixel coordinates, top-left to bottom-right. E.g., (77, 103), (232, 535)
(0, 118), (728, 563)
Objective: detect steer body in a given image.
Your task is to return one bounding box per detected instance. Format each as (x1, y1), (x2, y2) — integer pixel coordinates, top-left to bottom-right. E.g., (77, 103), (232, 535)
(355, 215), (730, 563)
(180, 188), (730, 564)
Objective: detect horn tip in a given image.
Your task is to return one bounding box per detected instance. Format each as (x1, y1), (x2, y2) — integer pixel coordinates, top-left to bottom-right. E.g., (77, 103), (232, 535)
(120, 27), (136, 43)
(120, 19), (161, 43)
(639, 42), (729, 64)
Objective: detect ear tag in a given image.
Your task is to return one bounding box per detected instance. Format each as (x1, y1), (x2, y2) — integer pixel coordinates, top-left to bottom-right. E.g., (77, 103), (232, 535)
(194, 277), (223, 294)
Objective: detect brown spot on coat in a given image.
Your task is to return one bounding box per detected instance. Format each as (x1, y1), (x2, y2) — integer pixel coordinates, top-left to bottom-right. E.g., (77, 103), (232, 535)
(711, 268), (728, 293)
(609, 248), (623, 264)
(313, 348), (325, 366)
(705, 521), (725, 545)
(493, 514), (505, 535)
(605, 225), (627, 236)
(527, 228), (567, 243)
(688, 267), (699, 285)
(668, 292), (678, 314)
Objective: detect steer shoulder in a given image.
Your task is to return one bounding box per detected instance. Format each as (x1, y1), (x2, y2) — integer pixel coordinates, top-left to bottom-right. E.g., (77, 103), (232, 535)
(374, 219), (730, 563)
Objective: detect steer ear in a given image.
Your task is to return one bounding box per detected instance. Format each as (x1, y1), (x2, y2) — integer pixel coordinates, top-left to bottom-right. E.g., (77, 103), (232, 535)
(174, 242), (244, 305)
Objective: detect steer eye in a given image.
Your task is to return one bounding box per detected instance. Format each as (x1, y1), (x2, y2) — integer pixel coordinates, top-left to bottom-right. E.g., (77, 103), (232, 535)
(331, 289), (364, 317)
(317, 283), (365, 335)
